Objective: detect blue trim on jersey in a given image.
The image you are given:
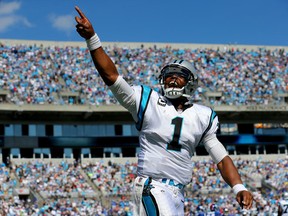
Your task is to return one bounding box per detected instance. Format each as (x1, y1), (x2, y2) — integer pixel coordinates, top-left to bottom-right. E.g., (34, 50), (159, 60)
(145, 178), (151, 186)
(211, 109), (217, 122)
(142, 196), (158, 216)
(136, 85), (152, 131)
(198, 108), (217, 146)
(142, 178), (159, 216)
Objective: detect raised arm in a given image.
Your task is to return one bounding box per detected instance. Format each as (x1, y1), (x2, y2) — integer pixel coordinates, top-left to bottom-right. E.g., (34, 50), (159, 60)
(75, 6), (118, 86)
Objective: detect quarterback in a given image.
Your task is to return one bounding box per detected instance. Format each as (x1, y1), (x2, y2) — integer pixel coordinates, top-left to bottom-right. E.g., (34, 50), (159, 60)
(75, 6), (254, 215)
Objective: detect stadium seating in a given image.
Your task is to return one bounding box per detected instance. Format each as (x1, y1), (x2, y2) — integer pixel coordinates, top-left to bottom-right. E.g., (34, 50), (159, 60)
(1, 40), (287, 106)
(0, 39), (287, 215)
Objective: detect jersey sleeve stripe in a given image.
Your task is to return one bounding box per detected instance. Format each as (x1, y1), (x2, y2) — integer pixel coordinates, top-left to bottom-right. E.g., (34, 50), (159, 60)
(197, 108), (217, 145)
(136, 85), (152, 131)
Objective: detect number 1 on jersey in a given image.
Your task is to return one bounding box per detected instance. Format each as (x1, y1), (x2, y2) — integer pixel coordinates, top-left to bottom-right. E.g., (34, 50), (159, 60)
(167, 117), (183, 151)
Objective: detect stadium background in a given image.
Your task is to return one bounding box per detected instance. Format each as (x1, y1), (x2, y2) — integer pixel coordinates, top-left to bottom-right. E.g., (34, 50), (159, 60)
(0, 39), (287, 215)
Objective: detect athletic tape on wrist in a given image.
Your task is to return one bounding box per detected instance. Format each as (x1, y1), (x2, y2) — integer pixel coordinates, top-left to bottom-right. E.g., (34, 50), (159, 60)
(86, 33), (102, 51)
(232, 184), (247, 195)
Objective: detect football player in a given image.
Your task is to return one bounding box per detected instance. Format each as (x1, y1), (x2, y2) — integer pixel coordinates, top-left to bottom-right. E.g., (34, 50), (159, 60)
(278, 192), (288, 216)
(75, 6), (254, 215)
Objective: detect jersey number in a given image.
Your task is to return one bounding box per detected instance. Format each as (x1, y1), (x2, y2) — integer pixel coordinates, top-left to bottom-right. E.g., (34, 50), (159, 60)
(283, 204), (288, 213)
(167, 117), (183, 151)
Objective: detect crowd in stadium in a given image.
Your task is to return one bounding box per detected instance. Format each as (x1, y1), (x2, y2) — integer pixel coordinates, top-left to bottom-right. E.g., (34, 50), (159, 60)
(0, 157), (286, 215)
(0, 41), (287, 215)
(0, 42), (287, 106)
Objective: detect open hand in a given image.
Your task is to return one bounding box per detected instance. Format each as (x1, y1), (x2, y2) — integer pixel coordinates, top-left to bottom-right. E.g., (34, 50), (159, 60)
(75, 6), (95, 40)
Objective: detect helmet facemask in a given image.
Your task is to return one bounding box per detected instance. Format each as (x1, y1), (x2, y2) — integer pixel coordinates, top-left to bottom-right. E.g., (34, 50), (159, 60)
(159, 60), (198, 100)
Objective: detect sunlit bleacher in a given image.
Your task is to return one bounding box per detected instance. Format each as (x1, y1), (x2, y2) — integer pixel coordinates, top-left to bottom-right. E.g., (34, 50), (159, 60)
(0, 155), (286, 215)
(0, 39), (287, 215)
(1, 40), (287, 106)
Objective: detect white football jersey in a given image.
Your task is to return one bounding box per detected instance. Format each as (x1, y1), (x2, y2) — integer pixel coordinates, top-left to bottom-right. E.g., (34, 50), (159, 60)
(279, 199), (288, 216)
(128, 85), (219, 185)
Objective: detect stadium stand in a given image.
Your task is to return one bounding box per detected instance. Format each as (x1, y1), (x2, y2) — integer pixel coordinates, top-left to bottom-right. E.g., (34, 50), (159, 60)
(0, 39), (287, 215)
(0, 39), (287, 106)
(0, 155), (285, 215)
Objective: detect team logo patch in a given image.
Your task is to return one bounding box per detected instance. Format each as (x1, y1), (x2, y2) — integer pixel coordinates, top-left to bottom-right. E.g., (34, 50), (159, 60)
(157, 97), (167, 107)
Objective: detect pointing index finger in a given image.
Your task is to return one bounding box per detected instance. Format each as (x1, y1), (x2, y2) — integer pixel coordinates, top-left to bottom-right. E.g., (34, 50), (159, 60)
(75, 6), (86, 19)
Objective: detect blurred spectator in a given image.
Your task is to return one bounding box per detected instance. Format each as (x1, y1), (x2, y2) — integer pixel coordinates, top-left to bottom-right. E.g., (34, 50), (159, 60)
(1, 42), (287, 106)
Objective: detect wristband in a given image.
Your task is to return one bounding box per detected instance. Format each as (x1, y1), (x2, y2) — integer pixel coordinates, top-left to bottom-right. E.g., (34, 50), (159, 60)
(232, 184), (247, 195)
(86, 33), (102, 51)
